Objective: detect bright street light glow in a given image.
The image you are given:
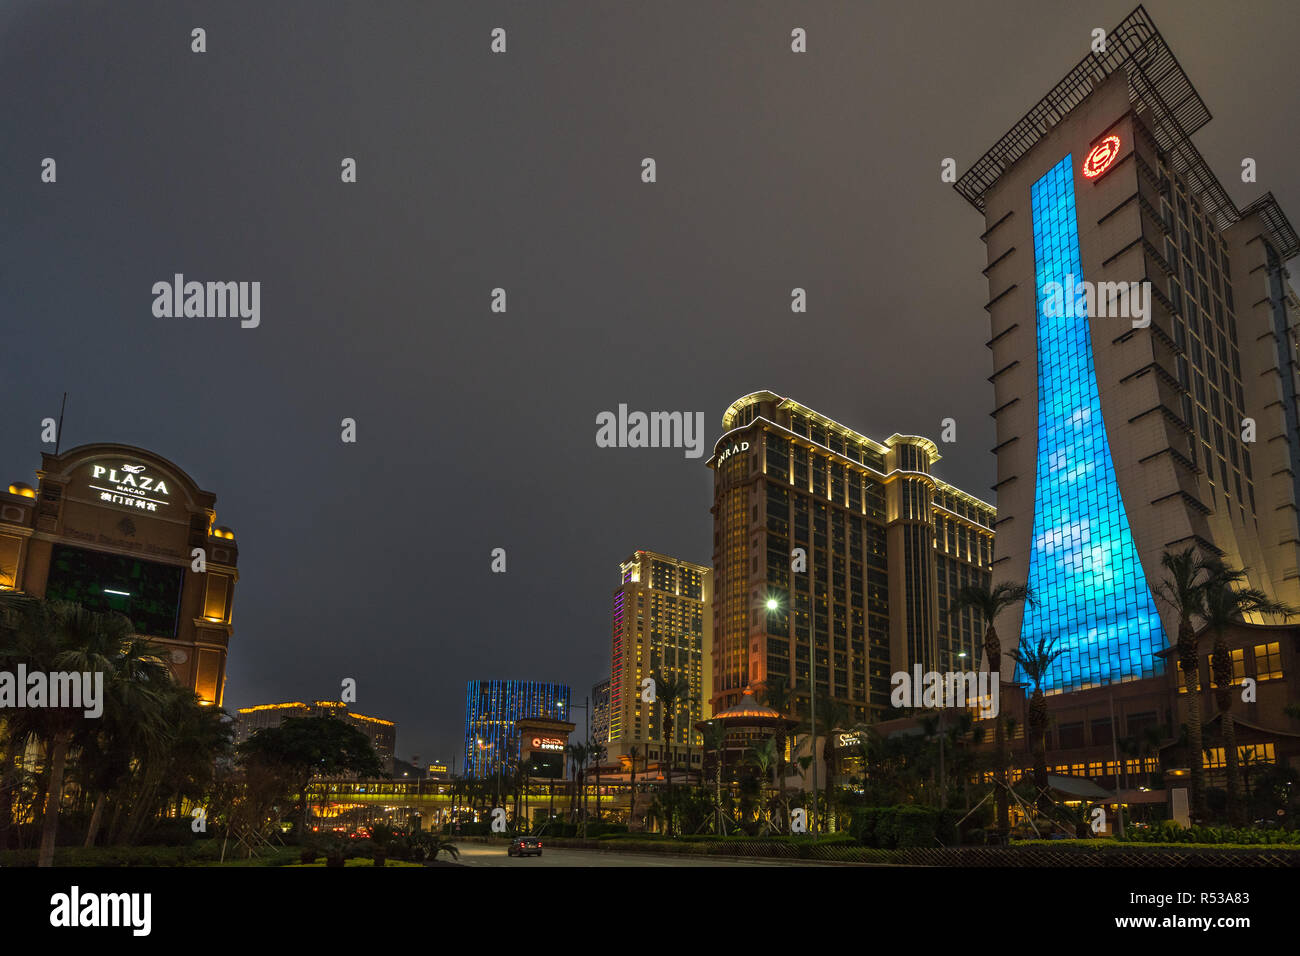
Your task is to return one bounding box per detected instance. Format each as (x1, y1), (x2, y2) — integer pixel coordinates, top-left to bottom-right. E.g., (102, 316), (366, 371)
(103, 589), (131, 597)
(766, 598), (778, 610)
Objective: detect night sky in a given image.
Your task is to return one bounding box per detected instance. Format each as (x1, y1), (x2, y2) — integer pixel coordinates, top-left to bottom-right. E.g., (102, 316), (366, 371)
(3, 1), (1297, 768)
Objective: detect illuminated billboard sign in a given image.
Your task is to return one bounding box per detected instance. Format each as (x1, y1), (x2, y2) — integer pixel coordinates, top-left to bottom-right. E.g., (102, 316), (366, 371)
(83, 462), (172, 513)
(531, 736), (565, 752)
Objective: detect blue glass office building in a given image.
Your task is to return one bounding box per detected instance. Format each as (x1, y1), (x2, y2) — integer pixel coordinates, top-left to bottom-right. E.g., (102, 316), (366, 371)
(1019, 154), (1165, 693)
(463, 679), (570, 777)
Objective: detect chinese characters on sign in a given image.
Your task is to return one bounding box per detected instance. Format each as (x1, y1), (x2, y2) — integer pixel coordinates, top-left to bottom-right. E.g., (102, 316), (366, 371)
(85, 463), (172, 513)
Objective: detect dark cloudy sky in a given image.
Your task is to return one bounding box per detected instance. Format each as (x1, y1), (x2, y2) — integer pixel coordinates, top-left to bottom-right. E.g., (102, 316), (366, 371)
(3, 1), (1297, 768)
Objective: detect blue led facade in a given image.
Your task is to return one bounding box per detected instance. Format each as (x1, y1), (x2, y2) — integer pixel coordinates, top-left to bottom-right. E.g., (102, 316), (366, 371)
(463, 679), (570, 777)
(1020, 154), (1165, 692)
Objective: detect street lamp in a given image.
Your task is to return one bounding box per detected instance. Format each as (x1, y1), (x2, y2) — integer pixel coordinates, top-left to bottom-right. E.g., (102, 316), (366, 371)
(766, 591), (817, 833)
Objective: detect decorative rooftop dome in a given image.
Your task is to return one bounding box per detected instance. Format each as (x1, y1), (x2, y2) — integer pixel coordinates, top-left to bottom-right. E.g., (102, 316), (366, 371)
(712, 687), (785, 721)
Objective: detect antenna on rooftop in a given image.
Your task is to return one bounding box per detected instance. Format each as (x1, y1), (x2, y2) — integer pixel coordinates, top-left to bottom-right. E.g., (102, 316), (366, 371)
(54, 392), (68, 455)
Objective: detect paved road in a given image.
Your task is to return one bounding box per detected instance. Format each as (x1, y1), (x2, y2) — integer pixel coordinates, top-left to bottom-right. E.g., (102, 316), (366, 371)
(451, 843), (840, 867)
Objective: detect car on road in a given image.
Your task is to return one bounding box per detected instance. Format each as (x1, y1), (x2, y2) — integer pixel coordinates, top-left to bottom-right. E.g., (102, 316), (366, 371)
(507, 836), (542, 857)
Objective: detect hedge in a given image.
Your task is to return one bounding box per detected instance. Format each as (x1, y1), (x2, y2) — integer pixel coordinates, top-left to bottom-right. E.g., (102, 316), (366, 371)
(849, 806), (961, 848)
(1118, 821), (1300, 845)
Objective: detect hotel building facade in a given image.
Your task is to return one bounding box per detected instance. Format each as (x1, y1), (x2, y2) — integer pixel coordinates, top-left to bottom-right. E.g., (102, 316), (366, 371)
(235, 700), (397, 768)
(955, 5), (1300, 686)
(949, 5), (1300, 789)
(608, 551), (711, 771)
(1, 443), (238, 706)
(591, 677), (611, 746)
(463, 679), (570, 778)
(708, 392), (995, 724)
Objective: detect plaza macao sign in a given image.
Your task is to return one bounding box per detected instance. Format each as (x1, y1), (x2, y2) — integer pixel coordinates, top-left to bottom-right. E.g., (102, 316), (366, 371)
(83, 461), (173, 513)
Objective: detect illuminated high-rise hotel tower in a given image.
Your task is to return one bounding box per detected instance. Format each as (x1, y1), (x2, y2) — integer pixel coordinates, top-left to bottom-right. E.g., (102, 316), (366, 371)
(608, 551), (711, 769)
(955, 6), (1300, 692)
(708, 392), (994, 723)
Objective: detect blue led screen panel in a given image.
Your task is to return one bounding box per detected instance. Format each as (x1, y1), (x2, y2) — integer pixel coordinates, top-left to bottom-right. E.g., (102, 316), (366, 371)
(1019, 154), (1165, 692)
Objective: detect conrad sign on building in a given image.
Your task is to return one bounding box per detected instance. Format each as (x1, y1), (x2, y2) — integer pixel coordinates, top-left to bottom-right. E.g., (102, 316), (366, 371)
(0, 443), (239, 706)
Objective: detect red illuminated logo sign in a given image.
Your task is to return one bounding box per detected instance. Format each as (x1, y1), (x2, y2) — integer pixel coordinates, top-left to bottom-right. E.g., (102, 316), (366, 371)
(1082, 135), (1121, 179)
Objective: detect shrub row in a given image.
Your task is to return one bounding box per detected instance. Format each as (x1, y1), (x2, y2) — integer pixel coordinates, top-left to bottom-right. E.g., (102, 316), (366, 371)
(1118, 821), (1300, 845)
(0, 841), (291, 868)
(849, 806), (961, 848)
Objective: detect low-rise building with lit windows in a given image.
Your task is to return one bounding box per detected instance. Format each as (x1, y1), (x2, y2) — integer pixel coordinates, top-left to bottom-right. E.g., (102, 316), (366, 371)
(870, 618), (1300, 829)
(235, 700), (397, 769)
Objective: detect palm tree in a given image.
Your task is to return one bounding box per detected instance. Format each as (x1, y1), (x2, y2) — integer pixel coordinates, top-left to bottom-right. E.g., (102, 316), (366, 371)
(421, 832), (460, 861)
(586, 740), (606, 829)
(1200, 570), (1293, 825)
(1009, 636), (1064, 815)
(117, 687), (231, 846)
(653, 672), (692, 836)
(1152, 546), (1222, 824)
(564, 741), (588, 825)
(545, 759), (557, 827)
(626, 744), (640, 828)
(499, 759), (525, 831)
(369, 820), (396, 866)
(757, 680), (795, 792)
(945, 713), (985, 811)
(746, 737), (779, 834)
(3, 600), (141, 866)
(1117, 722), (1167, 793)
(700, 719), (728, 834)
(947, 581), (1033, 843)
(852, 727), (886, 804)
(813, 698), (851, 833)
(0, 592), (41, 850)
(77, 635), (174, 847)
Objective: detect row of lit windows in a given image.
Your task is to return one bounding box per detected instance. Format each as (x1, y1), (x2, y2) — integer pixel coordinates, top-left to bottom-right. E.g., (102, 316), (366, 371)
(903, 523), (935, 669)
(766, 435), (889, 519)
(717, 476), (754, 692)
(1204, 743), (1276, 768)
(1176, 642), (1284, 691)
(1155, 160), (1255, 524)
(975, 758), (1161, 787)
(786, 412), (887, 471)
(933, 489), (995, 529)
(935, 515), (993, 568)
